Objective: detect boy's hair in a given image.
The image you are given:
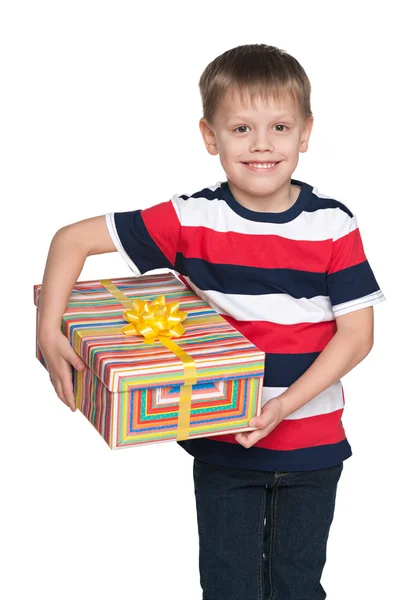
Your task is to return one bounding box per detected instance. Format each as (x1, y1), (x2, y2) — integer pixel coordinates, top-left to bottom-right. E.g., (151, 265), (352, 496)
(199, 44), (312, 126)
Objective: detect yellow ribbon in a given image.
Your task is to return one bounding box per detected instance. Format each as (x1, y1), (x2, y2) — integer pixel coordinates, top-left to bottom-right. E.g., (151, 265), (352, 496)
(100, 279), (197, 441)
(121, 294), (187, 342)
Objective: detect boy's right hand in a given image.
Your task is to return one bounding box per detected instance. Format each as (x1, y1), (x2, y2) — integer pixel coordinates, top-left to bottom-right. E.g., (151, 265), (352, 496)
(38, 331), (86, 411)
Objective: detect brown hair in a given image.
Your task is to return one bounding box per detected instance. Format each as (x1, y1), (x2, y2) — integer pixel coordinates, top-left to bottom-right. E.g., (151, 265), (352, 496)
(199, 44), (312, 127)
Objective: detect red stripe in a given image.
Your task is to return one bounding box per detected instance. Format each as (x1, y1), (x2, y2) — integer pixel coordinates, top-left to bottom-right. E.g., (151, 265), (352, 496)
(179, 226), (332, 272)
(141, 200), (180, 265)
(329, 228), (366, 274)
(207, 409), (346, 451)
(222, 315), (337, 353)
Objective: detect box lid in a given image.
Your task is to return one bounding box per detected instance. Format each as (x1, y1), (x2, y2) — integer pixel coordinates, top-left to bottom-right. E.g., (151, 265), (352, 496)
(34, 273), (265, 392)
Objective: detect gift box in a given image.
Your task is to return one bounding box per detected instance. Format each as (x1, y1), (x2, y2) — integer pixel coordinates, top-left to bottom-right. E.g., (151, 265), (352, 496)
(34, 272), (265, 449)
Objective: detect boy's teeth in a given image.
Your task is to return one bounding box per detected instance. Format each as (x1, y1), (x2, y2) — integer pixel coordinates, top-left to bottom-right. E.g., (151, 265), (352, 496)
(247, 162), (276, 169)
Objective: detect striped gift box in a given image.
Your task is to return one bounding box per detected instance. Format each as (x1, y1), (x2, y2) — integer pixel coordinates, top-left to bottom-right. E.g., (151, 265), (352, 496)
(34, 272), (265, 449)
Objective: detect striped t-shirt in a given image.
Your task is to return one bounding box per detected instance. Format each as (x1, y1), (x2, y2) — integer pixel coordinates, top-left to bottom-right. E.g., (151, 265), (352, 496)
(106, 178), (386, 471)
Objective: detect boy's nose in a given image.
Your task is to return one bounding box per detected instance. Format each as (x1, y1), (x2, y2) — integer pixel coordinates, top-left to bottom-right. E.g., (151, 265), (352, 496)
(249, 134), (274, 153)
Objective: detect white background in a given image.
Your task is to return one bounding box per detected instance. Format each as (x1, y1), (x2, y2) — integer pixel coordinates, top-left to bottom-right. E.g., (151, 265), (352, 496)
(1, 1), (398, 599)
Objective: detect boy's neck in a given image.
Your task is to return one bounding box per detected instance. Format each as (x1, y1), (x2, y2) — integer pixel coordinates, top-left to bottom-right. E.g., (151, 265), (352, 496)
(227, 178), (301, 214)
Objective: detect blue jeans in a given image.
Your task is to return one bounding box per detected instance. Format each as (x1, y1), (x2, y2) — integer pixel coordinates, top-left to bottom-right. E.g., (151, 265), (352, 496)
(193, 458), (344, 600)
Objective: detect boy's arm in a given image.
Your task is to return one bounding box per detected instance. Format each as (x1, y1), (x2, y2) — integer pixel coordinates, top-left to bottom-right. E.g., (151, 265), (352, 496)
(38, 216), (115, 335)
(38, 216), (116, 410)
(38, 198), (181, 412)
(270, 306), (374, 419)
(236, 307), (374, 448)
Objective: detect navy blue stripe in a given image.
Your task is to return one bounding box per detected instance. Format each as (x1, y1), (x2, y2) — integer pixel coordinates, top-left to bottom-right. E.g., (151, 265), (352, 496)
(177, 438), (352, 471)
(327, 260), (380, 306)
(304, 192), (354, 218)
(180, 186), (227, 201)
(176, 257), (381, 309)
(263, 352), (320, 387)
(175, 256), (328, 298)
(180, 180), (354, 219)
(220, 179), (313, 223)
(114, 210), (174, 272)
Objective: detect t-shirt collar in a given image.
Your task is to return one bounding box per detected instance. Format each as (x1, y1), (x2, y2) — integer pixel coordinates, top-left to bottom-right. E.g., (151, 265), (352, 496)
(220, 178), (313, 223)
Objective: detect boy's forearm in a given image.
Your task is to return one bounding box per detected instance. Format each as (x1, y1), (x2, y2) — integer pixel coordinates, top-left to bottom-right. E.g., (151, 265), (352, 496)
(277, 328), (374, 419)
(38, 227), (88, 338)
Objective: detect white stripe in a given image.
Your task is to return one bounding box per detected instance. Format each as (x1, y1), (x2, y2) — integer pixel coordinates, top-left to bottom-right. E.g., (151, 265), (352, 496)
(105, 213), (142, 276)
(333, 209), (358, 241)
(174, 186), (338, 241)
(312, 188), (337, 200)
(332, 290), (386, 317)
(183, 276), (334, 324)
(262, 381), (344, 419)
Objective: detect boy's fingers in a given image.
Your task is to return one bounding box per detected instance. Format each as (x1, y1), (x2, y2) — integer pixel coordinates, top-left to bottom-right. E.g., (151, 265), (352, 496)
(241, 432), (262, 447)
(49, 367), (75, 411)
(54, 379), (66, 405)
(60, 365), (76, 411)
(66, 346), (85, 371)
(236, 427), (269, 448)
(249, 416), (266, 428)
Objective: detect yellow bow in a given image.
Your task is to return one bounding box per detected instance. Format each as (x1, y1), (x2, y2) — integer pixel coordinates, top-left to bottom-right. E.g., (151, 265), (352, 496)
(122, 295), (188, 343)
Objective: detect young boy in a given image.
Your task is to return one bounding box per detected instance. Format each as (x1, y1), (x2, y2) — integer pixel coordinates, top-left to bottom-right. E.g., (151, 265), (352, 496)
(38, 44), (386, 599)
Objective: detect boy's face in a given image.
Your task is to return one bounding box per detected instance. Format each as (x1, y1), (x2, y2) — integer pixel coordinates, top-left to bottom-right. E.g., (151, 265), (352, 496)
(199, 88), (314, 207)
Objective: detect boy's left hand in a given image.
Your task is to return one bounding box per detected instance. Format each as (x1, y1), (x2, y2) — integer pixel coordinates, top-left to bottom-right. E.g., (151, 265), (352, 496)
(235, 397), (285, 448)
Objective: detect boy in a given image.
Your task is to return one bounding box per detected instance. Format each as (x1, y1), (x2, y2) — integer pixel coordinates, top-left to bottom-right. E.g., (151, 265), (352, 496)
(38, 44), (386, 599)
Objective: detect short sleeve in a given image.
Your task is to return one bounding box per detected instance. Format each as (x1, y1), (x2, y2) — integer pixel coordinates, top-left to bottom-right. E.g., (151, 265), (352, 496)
(327, 206), (386, 317)
(105, 196), (181, 275)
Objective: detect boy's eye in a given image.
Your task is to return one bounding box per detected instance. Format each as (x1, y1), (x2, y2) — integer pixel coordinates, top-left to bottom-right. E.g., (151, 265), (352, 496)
(233, 124), (288, 133)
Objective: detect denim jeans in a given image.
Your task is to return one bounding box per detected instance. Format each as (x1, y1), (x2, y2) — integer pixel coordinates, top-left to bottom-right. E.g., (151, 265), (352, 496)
(193, 458), (344, 600)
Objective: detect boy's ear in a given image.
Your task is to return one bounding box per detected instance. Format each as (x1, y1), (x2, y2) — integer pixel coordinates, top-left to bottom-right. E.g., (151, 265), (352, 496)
(199, 118), (219, 156)
(299, 115), (314, 153)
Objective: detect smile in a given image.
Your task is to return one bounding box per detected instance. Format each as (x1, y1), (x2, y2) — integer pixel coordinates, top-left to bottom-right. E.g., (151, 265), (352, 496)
(242, 161), (280, 172)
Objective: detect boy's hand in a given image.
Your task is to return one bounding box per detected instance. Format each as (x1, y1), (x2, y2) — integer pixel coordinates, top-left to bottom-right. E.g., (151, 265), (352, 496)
(235, 397), (284, 449)
(38, 331), (85, 411)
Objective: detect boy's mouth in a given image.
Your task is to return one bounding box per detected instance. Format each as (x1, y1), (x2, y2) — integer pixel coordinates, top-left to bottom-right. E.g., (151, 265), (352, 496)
(242, 161), (281, 172)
